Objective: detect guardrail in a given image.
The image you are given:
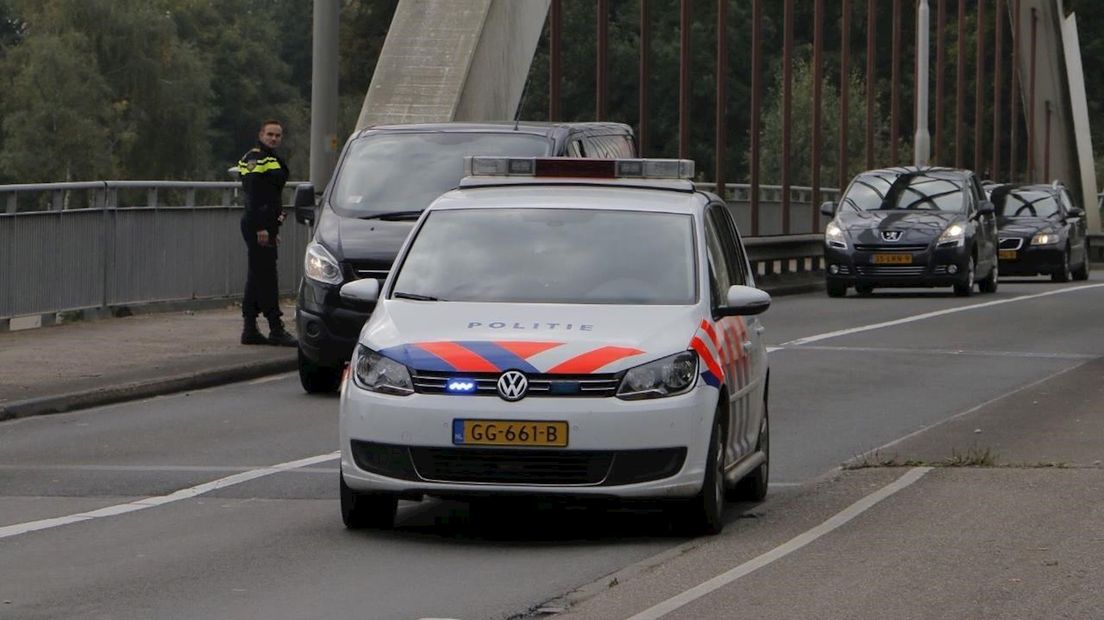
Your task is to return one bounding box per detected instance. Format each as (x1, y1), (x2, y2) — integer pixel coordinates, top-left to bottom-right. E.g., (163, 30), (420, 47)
(1, 180), (830, 326)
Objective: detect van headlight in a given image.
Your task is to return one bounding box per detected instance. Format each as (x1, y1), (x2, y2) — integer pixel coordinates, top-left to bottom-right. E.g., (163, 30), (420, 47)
(304, 242), (343, 285)
(616, 351), (697, 400)
(937, 223), (966, 248)
(1031, 232), (1059, 246)
(825, 222), (847, 249)
(352, 346), (413, 395)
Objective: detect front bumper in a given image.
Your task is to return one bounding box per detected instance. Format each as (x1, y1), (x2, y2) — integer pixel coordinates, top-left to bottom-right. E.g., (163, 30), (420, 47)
(296, 280), (374, 368)
(824, 243), (971, 288)
(997, 238), (1064, 276)
(339, 382), (718, 500)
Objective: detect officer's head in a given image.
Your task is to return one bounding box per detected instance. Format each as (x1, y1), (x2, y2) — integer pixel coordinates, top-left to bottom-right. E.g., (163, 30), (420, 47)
(258, 119), (284, 149)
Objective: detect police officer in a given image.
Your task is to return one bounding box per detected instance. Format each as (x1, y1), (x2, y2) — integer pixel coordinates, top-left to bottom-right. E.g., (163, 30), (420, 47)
(238, 119), (297, 346)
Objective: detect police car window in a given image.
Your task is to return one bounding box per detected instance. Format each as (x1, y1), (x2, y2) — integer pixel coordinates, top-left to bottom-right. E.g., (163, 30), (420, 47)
(392, 208), (697, 304)
(997, 190), (1061, 219)
(703, 214), (733, 306)
(709, 205), (748, 286)
(331, 132), (553, 214)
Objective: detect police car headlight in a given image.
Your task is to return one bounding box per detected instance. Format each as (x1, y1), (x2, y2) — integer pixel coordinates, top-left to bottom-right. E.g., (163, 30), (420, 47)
(352, 346), (413, 396)
(616, 351), (698, 400)
(1031, 232), (1059, 246)
(304, 242), (343, 285)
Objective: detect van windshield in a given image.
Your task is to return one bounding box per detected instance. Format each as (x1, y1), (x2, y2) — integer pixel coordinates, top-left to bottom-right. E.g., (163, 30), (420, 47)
(331, 132), (553, 214)
(392, 208), (698, 304)
(841, 173), (966, 213)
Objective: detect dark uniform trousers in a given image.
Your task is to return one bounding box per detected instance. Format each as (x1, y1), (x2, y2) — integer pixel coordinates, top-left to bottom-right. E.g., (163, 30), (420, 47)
(240, 218), (280, 322)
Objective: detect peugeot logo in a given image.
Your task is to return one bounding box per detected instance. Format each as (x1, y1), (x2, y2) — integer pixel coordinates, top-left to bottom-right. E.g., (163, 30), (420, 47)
(881, 230), (903, 242)
(496, 370), (529, 402)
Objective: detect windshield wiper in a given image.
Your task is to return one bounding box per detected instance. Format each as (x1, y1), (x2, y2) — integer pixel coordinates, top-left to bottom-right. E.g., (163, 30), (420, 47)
(358, 210), (424, 221)
(393, 291), (441, 301)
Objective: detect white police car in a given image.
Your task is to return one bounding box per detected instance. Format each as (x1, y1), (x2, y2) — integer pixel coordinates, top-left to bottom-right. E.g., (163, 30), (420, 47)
(337, 157), (771, 535)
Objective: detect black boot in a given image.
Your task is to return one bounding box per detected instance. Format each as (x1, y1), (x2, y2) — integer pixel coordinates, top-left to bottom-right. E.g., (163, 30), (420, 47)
(266, 317), (298, 347)
(241, 317), (268, 345)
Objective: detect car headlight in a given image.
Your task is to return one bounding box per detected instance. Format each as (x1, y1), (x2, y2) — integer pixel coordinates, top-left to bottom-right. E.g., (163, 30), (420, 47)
(616, 351), (698, 400)
(1031, 232), (1059, 246)
(352, 346), (413, 395)
(304, 242), (343, 285)
(824, 222), (847, 249)
(937, 223), (966, 247)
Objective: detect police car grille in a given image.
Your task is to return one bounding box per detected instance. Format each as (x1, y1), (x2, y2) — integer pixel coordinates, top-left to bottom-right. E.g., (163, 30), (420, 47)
(411, 448), (613, 485)
(411, 371), (620, 397)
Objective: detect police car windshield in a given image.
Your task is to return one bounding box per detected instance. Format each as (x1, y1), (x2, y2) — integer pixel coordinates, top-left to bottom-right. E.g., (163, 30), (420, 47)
(997, 190), (1061, 219)
(392, 208), (697, 305)
(841, 173), (966, 213)
(331, 132), (553, 214)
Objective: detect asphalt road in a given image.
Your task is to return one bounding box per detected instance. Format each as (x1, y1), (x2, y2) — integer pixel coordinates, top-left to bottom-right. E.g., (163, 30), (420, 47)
(1, 276), (1102, 619)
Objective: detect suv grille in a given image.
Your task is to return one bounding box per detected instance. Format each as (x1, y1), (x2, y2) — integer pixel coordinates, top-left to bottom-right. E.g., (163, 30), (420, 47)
(342, 260), (390, 282)
(410, 370), (621, 398)
(854, 243), (928, 252)
(999, 237), (1024, 250)
(854, 265), (927, 276)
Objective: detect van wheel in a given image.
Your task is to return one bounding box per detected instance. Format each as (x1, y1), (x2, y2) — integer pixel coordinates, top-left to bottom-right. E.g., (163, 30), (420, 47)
(340, 471), (397, 530)
(826, 281), (847, 298)
(675, 411), (726, 536)
(299, 348), (342, 394)
(978, 261), (999, 293)
(953, 256), (976, 297)
(733, 405), (769, 502)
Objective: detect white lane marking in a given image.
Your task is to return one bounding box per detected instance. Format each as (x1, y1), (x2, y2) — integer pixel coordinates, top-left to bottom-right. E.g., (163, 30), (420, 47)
(771, 344), (1096, 360)
(249, 372), (295, 385)
(627, 467), (932, 620)
(0, 451), (339, 540)
(781, 283), (1104, 347)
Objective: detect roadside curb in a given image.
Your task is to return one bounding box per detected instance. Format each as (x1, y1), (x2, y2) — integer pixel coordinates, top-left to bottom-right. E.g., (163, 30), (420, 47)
(0, 357), (297, 422)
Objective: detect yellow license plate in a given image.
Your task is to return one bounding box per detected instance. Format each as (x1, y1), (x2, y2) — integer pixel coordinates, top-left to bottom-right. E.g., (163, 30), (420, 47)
(872, 253), (913, 264)
(999, 249), (1018, 260)
(453, 419), (569, 447)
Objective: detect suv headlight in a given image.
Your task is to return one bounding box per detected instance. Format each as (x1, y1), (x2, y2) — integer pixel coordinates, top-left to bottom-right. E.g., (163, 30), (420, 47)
(352, 346), (413, 395)
(937, 223), (966, 247)
(304, 242), (343, 285)
(1031, 232), (1059, 246)
(825, 222), (847, 249)
(616, 351), (697, 400)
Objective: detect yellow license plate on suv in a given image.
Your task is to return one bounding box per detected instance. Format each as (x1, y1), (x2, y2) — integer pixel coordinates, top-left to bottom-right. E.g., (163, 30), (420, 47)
(872, 254), (913, 264)
(453, 419), (569, 447)
(999, 249), (1017, 260)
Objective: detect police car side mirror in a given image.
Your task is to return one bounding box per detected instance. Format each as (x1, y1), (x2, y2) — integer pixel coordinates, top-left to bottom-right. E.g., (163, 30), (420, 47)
(717, 285), (771, 317)
(340, 279), (380, 304)
(820, 201), (837, 217)
(293, 183), (316, 226)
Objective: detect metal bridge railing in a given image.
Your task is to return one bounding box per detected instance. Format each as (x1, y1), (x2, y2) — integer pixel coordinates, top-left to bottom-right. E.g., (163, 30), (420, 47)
(1, 180), (832, 323)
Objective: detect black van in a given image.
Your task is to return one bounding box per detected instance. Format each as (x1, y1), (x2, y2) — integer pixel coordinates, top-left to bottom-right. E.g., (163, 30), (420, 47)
(290, 121), (636, 392)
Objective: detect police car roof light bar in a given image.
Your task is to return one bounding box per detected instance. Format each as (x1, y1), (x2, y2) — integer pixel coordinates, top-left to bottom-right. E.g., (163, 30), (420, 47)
(465, 157), (694, 181)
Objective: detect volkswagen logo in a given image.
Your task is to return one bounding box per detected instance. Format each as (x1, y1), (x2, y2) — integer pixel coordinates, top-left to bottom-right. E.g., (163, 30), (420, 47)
(881, 230), (903, 242)
(496, 370), (529, 402)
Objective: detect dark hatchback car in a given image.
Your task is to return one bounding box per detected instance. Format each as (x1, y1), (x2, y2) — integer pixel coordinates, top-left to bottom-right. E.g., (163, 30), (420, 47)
(820, 167), (999, 297)
(990, 182), (1090, 282)
(290, 121), (636, 393)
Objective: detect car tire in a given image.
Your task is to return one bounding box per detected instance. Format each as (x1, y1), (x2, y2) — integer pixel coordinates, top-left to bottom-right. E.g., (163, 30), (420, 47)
(826, 281), (847, 298)
(1053, 248), (1072, 282)
(978, 260), (999, 293)
(1072, 254), (1090, 281)
(854, 284), (874, 296)
(675, 409), (726, 536)
(340, 471), (397, 530)
(732, 402), (769, 503)
(299, 347), (342, 394)
(953, 256), (976, 297)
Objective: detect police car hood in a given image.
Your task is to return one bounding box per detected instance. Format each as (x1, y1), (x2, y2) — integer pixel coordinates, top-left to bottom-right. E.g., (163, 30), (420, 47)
(361, 301), (703, 374)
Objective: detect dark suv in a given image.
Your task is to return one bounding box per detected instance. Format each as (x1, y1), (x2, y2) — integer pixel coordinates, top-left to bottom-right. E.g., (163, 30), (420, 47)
(820, 167), (999, 297)
(291, 121), (636, 393)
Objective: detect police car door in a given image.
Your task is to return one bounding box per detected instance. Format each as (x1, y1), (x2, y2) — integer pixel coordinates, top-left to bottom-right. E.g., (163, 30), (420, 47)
(703, 204), (758, 464)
